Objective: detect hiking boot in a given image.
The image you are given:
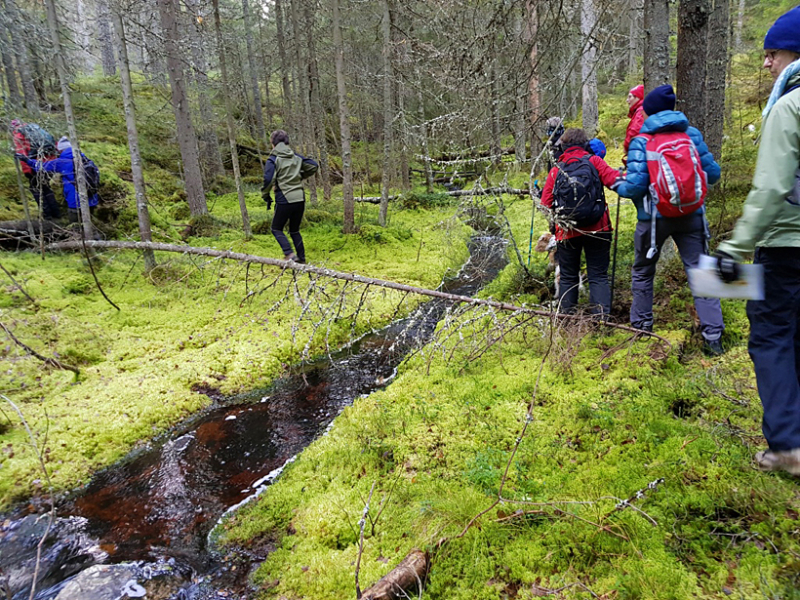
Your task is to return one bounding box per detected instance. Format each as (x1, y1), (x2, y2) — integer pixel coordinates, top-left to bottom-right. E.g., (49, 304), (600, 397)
(702, 338), (725, 357)
(284, 253), (298, 262)
(755, 448), (800, 475)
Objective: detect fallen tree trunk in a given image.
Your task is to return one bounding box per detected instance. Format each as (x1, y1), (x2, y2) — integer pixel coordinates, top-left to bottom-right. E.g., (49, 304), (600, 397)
(44, 239), (670, 346)
(0, 219), (73, 249)
(433, 145), (516, 162)
(360, 549), (428, 600)
(355, 186), (533, 204)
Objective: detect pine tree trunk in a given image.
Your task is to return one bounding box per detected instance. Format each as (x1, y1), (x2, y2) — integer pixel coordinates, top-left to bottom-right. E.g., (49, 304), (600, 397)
(379, 0), (393, 227)
(157, 0), (208, 216)
(703, 0), (728, 160)
(676, 0), (710, 132)
(242, 0), (267, 145)
(526, 0), (542, 157)
(97, 0), (116, 76)
(111, 9), (156, 272)
(581, 0), (599, 137)
(290, 0), (316, 205)
(398, 79), (410, 190)
(490, 60), (501, 166)
(514, 92), (527, 163)
(212, 0), (252, 238)
(643, 0), (671, 93)
(0, 13), (21, 108)
(332, 0), (355, 233)
(188, 27), (225, 181)
(305, 0), (331, 201)
(275, 0), (293, 131)
(44, 0), (93, 239)
(257, 16), (274, 132)
(417, 83), (434, 193)
(4, 0), (37, 112)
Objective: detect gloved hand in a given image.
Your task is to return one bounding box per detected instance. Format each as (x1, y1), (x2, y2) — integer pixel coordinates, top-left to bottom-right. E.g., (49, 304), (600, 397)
(263, 193), (273, 210)
(715, 251), (740, 283)
(611, 176), (625, 192)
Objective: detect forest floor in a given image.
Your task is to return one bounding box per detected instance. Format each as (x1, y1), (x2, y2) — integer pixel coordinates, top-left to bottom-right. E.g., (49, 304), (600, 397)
(2, 47), (800, 599)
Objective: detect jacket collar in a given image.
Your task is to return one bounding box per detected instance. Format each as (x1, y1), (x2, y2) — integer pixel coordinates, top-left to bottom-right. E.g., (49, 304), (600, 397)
(558, 146), (589, 162)
(640, 110), (689, 134)
(628, 99), (643, 119)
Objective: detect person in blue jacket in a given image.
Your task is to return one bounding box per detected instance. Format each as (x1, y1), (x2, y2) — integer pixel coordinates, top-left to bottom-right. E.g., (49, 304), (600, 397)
(17, 136), (99, 223)
(615, 85), (725, 355)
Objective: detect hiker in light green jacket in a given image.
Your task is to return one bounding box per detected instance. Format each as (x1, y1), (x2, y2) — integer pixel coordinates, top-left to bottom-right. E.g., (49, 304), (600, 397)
(715, 5), (800, 475)
(262, 130), (319, 263)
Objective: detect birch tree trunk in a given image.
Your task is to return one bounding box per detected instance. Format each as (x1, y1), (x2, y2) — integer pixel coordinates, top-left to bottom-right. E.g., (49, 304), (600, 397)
(676, 0), (709, 132)
(703, 0), (728, 160)
(44, 0), (93, 239)
(212, 0), (252, 238)
(379, 0), (393, 227)
(332, 0), (355, 233)
(242, 0), (266, 145)
(305, 0), (331, 201)
(111, 8), (156, 272)
(734, 0), (745, 51)
(275, 0), (293, 131)
(628, 0), (642, 77)
(158, 0), (208, 216)
(643, 0), (671, 93)
(581, 0), (599, 136)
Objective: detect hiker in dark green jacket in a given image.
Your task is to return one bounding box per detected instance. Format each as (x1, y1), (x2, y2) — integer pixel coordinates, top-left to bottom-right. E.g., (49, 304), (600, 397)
(262, 130), (319, 263)
(715, 6), (800, 475)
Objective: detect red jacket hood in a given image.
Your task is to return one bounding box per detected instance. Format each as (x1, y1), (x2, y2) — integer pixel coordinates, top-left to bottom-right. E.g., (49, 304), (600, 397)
(558, 146), (590, 162)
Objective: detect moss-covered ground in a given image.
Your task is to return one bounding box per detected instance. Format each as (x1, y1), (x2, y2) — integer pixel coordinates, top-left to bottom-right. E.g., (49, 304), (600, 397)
(4, 4), (800, 596)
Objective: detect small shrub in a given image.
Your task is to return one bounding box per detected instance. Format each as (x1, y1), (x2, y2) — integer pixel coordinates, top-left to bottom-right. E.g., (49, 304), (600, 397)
(252, 220), (272, 235)
(398, 191), (454, 209)
(63, 276), (94, 295)
(171, 203), (191, 220)
(303, 209), (339, 225)
(185, 214), (221, 238)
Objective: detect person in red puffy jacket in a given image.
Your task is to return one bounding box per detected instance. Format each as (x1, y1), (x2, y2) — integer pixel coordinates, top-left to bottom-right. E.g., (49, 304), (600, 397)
(541, 128), (623, 315)
(623, 85), (645, 165)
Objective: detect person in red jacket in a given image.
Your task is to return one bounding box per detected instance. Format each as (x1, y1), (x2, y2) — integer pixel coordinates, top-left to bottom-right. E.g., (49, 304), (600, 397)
(541, 128), (622, 315)
(10, 119), (60, 220)
(623, 84), (645, 165)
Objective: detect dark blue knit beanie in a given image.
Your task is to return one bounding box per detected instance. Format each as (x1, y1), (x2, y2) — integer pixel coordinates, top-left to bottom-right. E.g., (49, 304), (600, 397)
(764, 6), (800, 54)
(642, 84), (676, 116)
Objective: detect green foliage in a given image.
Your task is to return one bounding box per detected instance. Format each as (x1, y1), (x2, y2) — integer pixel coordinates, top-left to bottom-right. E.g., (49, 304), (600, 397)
(398, 191), (455, 209)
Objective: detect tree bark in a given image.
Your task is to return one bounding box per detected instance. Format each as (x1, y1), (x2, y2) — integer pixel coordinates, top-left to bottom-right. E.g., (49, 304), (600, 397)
(275, 0), (293, 131)
(734, 0), (745, 51)
(676, 0), (710, 132)
(332, 0), (355, 233)
(44, 0), (93, 239)
(643, 0), (671, 93)
(525, 0), (542, 157)
(111, 8), (156, 273)
(289, 0), (316, 205)
(0, 12), (21, 108)
(242, 0), (267, 145)
(490, 59), (501, 166)
(157, 0), (208, 216)
(304, 0), (331, 201)
(97, 0), (116, 76)
(581, 0), (599, 136)
(416, 77), (434, 193)
(628, 0), (642, 77)
(212, 0), (252, 238)
(379, 0), (394, 226)
(4, 0), (37, 112)
(703, 0), (728, 160)
(361, 549), (428, 600)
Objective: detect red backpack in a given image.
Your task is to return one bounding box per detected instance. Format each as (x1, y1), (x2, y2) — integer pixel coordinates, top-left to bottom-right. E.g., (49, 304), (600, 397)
(640, 131), (708, 217)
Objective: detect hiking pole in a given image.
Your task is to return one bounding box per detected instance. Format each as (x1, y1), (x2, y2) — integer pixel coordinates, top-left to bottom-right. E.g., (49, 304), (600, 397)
(609, 176), (623, 311)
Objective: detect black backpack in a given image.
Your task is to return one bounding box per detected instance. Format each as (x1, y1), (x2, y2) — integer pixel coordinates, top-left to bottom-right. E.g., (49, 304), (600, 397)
(551, 155), (605, 229)
(83, 159), (100, 197)
(20, 123), (57, 158)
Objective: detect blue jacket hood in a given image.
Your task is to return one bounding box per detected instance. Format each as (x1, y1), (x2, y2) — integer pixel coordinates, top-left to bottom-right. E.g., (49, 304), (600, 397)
(640, 110), (689, 135)
(59, 147), (74, 159)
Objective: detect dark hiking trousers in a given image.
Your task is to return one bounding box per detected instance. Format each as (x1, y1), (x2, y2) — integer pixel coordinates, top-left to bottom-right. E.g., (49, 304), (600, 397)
(748, 247), (800, 451)
(631, 213), (724, 341)
(555, 230), (612, 315)
(271, 201), (305, 261)
(25, 171), (60, 220)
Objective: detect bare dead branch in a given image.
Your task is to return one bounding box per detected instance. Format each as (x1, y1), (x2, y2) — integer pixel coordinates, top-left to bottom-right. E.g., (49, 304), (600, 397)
(0, 321), (80, 375)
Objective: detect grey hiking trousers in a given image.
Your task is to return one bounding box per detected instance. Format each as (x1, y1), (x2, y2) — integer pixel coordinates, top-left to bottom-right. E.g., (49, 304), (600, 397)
(631, 213), (724, 341)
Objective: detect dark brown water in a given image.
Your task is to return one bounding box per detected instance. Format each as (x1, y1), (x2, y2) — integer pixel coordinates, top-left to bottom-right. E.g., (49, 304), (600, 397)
(0, 235), (508, 600)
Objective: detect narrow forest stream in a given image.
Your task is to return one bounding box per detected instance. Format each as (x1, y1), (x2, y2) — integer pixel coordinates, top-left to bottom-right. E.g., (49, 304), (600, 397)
(0, 233), (508, 600)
